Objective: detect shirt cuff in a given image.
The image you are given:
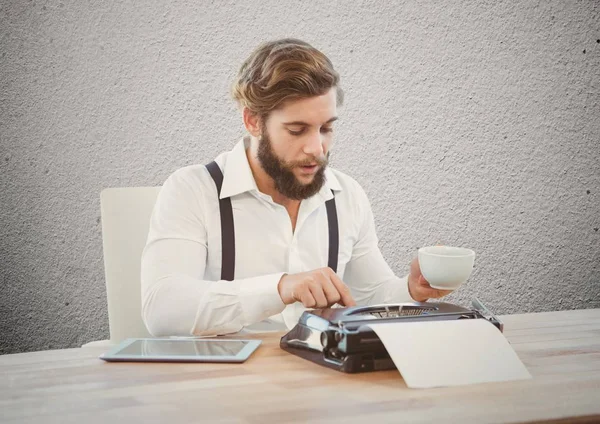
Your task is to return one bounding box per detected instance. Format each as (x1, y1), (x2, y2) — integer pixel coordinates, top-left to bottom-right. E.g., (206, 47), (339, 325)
(399, 274), (416, 302)
(239, 272), (287, 324)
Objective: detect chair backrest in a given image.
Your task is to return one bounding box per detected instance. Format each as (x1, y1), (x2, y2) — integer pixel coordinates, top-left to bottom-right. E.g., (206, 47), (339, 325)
(100, 186), (161, 342)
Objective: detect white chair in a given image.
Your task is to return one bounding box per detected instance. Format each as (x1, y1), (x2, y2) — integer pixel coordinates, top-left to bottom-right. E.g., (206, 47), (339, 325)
(82, 187), (161, 347)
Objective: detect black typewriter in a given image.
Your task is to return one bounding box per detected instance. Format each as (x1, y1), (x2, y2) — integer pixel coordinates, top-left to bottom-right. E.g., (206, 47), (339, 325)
(280, 298), (503, 373)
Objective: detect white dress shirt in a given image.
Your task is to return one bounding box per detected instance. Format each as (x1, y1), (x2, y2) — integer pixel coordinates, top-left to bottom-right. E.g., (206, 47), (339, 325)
(141, 137), (414, 336)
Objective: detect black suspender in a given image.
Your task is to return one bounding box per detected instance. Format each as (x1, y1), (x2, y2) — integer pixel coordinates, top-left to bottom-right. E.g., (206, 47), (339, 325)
(205, 161), (339, 281)
(325, 196), (339, 273)
(205, 162), (236, 281)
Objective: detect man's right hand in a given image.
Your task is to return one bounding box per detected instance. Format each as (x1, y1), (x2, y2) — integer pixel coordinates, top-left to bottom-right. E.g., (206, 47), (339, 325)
(277, 267), (356, 308)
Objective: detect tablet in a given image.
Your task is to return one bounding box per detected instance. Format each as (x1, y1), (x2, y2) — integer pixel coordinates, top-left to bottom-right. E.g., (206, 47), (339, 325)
(99, 338), (261, 363)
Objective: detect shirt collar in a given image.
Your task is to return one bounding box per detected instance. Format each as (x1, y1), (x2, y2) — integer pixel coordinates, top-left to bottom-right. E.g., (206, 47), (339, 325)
(219, 137), (258, 199)
(219, 137), (343, 200)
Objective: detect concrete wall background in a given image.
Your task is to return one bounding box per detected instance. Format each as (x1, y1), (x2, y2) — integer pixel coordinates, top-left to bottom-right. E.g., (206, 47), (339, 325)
(1, 0), (598, 354)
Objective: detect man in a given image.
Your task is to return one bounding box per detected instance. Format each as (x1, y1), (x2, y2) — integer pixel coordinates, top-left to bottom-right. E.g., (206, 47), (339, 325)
(141, 38), (452, 336)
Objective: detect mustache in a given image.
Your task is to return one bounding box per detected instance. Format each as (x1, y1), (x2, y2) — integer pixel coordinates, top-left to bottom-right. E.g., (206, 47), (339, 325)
(288, 152), (330, 168)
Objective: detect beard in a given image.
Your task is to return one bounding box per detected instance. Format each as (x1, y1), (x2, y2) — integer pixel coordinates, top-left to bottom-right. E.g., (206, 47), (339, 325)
(257, 127), (329, 200)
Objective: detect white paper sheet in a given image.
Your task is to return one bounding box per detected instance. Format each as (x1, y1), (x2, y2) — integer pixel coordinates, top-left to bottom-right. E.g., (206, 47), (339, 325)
(366, 319), (532, 388)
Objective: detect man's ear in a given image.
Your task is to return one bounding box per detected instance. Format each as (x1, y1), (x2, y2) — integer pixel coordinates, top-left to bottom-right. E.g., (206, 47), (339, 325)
(242, 107), (261, 137)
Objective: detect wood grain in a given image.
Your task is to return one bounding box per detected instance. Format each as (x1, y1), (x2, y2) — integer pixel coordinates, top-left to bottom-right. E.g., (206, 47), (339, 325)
(1, 309), (599, 424)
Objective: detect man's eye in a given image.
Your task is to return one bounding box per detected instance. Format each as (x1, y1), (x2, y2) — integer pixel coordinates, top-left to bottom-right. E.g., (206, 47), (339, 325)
(287, 127), (333, 136)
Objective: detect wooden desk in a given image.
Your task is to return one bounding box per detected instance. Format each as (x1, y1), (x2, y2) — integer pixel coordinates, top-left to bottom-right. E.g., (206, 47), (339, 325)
(1, 309), (599, 423)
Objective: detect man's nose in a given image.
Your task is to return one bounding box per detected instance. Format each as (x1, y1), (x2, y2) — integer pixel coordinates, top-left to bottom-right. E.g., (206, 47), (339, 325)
(303, 130), (325, 157)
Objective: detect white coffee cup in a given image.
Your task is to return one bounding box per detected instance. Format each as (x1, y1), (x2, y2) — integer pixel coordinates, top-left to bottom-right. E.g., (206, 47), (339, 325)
(417, 246), (476, 290)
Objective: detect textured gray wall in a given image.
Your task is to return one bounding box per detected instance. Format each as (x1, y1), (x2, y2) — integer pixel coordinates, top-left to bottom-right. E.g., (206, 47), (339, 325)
(1, 1), (599, 354)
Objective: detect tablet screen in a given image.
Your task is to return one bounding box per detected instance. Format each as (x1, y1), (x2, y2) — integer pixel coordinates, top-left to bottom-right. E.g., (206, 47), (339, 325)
(117, 339), (250, 357)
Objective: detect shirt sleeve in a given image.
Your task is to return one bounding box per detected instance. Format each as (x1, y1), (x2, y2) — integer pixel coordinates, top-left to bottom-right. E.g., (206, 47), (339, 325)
(140, 169), (286, 337)
(342, 182), (415, 305)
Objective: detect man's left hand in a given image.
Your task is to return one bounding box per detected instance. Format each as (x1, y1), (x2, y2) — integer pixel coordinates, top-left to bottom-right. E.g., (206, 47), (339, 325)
(408, 257), (453, 302)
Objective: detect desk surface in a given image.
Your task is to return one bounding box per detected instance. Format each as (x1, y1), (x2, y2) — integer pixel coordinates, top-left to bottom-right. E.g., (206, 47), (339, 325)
(1, 308), (600, 424)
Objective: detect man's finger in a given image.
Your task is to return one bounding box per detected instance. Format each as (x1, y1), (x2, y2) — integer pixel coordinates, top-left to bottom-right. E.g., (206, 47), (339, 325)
(421, 287), (452, 298)
(299, 289), (317, 308)
(328, 270), (356, 307)
(320, 277), (342, 306)
(308, 282), (328, 308)
(417, 275), (431, 287)
(416, 276), (452, 298)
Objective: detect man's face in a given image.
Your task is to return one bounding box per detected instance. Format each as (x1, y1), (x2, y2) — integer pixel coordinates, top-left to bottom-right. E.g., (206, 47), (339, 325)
(257, 88), (337, 200)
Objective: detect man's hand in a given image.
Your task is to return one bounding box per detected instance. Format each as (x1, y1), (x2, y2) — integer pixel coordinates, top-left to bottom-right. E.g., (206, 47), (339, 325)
(408, 257), (453, 302)
(278, 267), (356, 308)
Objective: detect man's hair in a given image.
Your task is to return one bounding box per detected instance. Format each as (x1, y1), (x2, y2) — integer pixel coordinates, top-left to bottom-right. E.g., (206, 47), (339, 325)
(231, 38), (343, 118)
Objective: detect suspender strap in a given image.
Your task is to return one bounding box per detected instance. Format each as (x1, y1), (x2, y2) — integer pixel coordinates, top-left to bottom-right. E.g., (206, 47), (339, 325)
(205, 161), (236, 281)
(325, 192), (339, 273)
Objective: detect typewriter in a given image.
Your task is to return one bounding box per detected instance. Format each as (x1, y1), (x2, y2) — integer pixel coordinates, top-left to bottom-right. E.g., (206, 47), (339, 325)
(280, 298), (503, 373)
